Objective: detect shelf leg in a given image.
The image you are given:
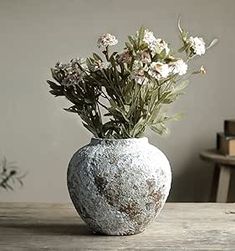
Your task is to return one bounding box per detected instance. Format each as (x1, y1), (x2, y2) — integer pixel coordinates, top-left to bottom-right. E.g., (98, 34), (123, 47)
(216, 165), (231, 203)
(210, 164), (220, 202)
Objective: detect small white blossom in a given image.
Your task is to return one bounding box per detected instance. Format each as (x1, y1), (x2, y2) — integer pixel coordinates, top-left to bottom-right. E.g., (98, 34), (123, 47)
(143, 30), (157, 51)
(170, 59), (188, 76)
(97, 33), (118, 48)
(133, 75), (148, 85)
(200, 65), (206, 74)
(143, 30), (170, 55)
(188, 36), (206, 55)
(93, 60), (110, 71)
(155, 39), (170, 55)
(148, 62), (170, 80)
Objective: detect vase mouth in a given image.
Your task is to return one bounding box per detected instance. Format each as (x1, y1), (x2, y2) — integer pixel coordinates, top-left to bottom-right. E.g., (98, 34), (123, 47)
(90, 137), (148, 145)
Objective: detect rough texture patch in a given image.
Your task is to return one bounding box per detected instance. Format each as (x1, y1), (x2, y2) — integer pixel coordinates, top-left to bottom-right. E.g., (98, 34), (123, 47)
(67, 137), (171, 235)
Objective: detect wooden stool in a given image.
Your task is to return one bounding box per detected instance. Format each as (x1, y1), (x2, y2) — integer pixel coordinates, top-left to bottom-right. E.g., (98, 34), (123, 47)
(200, 149), (235, 202)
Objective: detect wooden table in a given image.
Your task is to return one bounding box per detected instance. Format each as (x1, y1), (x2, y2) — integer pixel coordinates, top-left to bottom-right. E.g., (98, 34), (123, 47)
(0, 203), (235, 250)
(200, 149), (235, 203)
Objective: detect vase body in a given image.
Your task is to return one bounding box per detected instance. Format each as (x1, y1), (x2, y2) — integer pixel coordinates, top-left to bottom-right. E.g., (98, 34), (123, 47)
(67, 137), (171, 235)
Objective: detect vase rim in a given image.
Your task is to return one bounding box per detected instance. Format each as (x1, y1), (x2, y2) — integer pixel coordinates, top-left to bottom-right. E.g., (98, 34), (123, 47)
(90, 137), (148, 144)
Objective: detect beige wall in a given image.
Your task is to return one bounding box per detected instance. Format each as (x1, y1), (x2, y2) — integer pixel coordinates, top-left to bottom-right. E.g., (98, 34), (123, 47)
(1, 0), (235, 202)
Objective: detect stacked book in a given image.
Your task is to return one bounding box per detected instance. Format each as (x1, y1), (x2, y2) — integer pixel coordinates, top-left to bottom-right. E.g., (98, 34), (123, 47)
(217, 120), (235, 156)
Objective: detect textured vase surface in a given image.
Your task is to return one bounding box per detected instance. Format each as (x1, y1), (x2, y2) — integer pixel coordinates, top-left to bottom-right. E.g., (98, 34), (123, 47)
(67, 137), (171, 235)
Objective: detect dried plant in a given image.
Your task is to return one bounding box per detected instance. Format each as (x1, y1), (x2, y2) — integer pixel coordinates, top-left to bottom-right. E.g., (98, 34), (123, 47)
(47, 20), (217, 139)
(0, 156), (25, 191)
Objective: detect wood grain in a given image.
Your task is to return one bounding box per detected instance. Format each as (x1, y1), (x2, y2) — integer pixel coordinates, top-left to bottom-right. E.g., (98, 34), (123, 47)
(0, 203), (235, 250)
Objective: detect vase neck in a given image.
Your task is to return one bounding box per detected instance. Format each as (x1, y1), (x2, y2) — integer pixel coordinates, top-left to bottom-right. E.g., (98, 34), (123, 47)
(90, 137), (148, 146)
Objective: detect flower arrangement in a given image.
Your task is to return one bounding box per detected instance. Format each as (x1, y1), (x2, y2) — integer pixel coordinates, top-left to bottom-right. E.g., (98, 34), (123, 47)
(47, 20), (217, 139)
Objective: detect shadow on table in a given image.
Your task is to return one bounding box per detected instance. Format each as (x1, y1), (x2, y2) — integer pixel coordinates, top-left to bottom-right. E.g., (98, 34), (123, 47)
(0, 223), (105, 236)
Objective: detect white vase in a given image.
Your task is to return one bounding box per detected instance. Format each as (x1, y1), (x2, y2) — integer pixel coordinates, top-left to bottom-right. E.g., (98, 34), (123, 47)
(67, 137), (171, 235)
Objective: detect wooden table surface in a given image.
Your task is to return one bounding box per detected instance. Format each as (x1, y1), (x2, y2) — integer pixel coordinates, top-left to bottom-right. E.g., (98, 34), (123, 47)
(200, 149), (235, 166)
(0, 203), (235, 251)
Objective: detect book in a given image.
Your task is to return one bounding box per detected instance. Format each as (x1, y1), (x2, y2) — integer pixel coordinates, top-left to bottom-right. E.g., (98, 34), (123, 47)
(217, 132), (235, 156)
(224, 120), (235, 136)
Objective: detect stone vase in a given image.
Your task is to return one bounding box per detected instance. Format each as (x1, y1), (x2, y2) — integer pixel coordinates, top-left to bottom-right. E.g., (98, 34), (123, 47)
(67, 137), (171, 235)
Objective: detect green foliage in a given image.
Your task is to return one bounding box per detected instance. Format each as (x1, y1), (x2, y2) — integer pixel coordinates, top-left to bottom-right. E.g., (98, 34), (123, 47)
(47, 22), (216, 138)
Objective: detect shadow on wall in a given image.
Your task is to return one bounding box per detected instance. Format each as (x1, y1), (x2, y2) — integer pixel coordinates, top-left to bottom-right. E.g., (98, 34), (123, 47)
(168, 156), (213, 202)
(168, 144), (235, 202)
(0, 156), (25, 191)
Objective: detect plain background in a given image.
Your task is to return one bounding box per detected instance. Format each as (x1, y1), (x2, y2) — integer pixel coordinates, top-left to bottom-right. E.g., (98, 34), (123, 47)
(0, 0), (234, 202)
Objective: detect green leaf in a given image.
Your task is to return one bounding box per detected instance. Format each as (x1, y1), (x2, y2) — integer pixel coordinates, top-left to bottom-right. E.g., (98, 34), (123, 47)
(150, 122), (169, 136)
(171, 112), (184, 121)
(64, 105), (78, 113)
(93, 53), (103, 61)
(125, 42), (133, 51)
(82, 122), (97, 137)
(173, 80), (189, 94)
(178, 46), (186, 53)
(138, 26), (145, 42)
(51, 68), (63, 83)
(159, 49), (168, 59)
(159, 91), (171, 102)
(108, 106), (129, 122)
(109, 55), (116, 68)
(49, 89), (64, 97)
(148, 105), (161, 124)
(128, 36), (136, 46)
(207, 38), (218, 49)
(47, 80), (61, 89)
(86, 58), (94, 71)
(130, 117), (145, 137)
(177, 16), (183, 34)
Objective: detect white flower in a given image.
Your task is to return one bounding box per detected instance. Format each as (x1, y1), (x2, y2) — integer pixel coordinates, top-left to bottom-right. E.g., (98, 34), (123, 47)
(155, 39), (170, 55)
(188, 36), (206, 55)
(148, 62), (170, 80)
(170, 59), (188, 76)
(143, 30), (157, 51)
(200, 65), (206, 74)
(133, 75), (148, 85)
(143, 30), (170, 55)
(97, 33), (118, 48)
(93, 60), (110, 70)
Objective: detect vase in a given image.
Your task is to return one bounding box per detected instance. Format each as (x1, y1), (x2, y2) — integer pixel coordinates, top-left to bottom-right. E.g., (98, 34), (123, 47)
(67, 137), (171, 235)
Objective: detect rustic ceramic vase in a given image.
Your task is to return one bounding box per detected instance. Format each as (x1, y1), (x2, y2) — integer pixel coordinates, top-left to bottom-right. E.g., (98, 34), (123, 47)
(67, 137), (171, 235)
